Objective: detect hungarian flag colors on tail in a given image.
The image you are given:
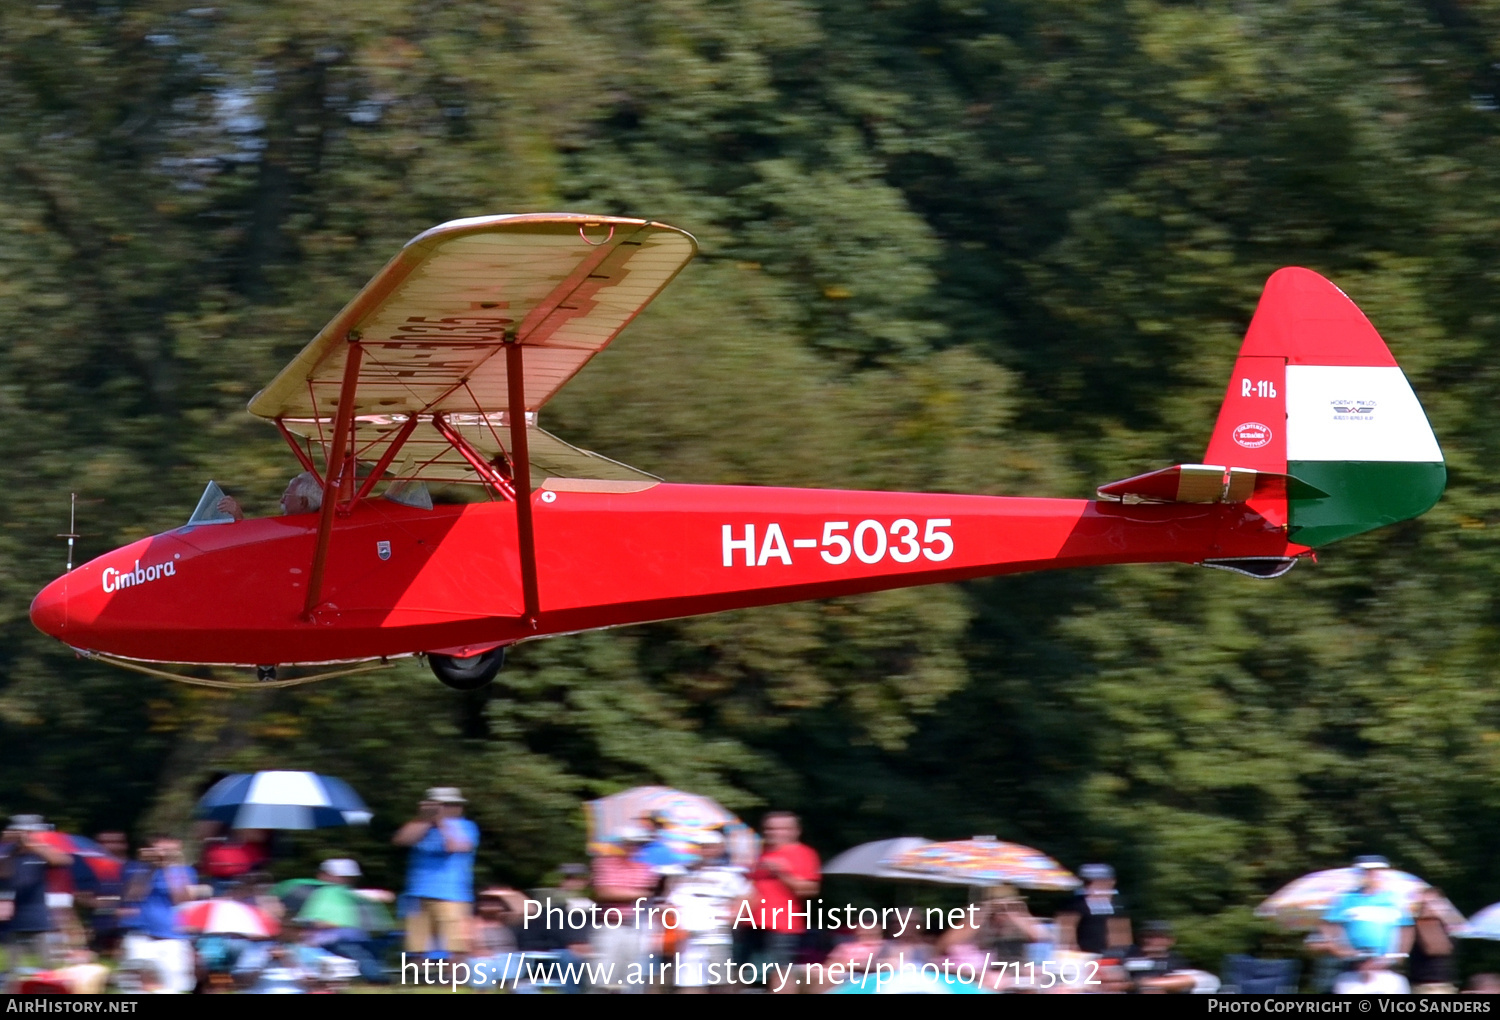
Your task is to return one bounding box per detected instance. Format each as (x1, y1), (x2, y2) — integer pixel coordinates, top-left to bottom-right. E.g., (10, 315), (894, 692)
(1203, 268), (1445, 547)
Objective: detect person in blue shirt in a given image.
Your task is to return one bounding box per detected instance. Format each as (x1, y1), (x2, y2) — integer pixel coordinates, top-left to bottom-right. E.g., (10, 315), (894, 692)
(393, 787), (478, 963)
(119, 835), (198, 993)
(1321, 856), (1414, 960)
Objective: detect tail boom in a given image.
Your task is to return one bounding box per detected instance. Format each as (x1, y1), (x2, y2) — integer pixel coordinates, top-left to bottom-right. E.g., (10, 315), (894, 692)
(529, 483), (1306, 634)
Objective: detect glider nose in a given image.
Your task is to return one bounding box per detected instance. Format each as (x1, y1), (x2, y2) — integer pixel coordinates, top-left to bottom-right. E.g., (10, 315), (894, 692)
(30, 575), (69, 640)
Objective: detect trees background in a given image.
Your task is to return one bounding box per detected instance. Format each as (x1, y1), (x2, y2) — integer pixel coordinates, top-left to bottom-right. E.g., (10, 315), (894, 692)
(5, 0), (1500, 962)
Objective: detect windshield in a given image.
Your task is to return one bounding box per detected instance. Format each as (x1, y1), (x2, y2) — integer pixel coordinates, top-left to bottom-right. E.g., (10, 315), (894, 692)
(185, 480), (237, 526)
(384, 480), (433, 510)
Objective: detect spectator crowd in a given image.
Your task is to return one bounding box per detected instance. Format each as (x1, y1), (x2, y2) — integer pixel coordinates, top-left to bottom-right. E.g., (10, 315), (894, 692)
(0, 792), (1490, 994)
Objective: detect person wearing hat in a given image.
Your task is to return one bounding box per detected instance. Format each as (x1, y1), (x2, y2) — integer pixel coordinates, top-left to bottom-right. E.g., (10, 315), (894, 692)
(1057, 863), (1131, 955)
(1321, 856), (1413, 963)
(667, 830), (750, 992)
(318, 858), (361, 884)
(297, 858), (387, 984)
(1122, 921), (1200, 993)
(1, 815), (72, 978)
(393, 787), (478, 962)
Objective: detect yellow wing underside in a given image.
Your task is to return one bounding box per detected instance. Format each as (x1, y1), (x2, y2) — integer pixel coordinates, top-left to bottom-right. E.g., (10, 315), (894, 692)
(248, 214), (697, 485)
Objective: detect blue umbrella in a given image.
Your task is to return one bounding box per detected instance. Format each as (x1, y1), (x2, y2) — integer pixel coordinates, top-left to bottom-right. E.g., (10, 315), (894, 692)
(197, 771), (371, 830)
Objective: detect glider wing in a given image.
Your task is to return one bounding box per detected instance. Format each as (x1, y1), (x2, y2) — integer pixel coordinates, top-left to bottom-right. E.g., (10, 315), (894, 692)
(247, 214), (695, 485)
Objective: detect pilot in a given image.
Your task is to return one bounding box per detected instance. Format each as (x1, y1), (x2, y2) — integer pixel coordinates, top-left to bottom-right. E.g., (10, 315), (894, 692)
(216, 472), (323, 522)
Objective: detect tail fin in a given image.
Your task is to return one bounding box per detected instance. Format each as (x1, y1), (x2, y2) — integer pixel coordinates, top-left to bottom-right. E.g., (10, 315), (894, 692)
(1204, 268), (1444, 547)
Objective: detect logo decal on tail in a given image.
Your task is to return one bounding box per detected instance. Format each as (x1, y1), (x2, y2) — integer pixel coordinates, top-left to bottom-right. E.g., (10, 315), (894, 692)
(1330, 401), (1376, 420)
(1232, 422), (1273, 449)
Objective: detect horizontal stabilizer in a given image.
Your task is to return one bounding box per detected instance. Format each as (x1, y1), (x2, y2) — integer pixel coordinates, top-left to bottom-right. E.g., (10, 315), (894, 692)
(1097, 464), (1330, 504)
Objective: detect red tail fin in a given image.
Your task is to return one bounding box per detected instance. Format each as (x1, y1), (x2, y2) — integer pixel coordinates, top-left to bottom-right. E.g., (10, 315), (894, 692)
(1203, 358), (1287, 473)
(1204, 267), (1400, 471)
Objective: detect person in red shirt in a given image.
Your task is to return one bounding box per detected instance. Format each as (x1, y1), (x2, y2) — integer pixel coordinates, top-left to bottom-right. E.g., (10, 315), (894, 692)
(747, 811), (820, 991)
(199, 830), (269, 895)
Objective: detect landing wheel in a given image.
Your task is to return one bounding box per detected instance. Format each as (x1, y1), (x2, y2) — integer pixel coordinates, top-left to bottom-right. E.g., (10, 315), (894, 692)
(428, 646), (506, 690)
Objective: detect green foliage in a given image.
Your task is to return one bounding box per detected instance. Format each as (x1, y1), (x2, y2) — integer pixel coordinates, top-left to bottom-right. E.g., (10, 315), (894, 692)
(5, 0), (1500, 970)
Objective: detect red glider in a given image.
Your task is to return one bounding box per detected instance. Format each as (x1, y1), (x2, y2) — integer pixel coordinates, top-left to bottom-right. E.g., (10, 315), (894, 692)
(29, 215), (1445, 689)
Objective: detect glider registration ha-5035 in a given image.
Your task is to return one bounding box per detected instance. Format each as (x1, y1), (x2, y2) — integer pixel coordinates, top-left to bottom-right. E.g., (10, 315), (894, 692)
(29, 214), (1446, 689)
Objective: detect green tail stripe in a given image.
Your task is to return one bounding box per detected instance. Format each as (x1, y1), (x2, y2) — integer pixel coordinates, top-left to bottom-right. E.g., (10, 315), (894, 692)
(1282, 474), (1331, 500)
(1286, 460), (1446, 547)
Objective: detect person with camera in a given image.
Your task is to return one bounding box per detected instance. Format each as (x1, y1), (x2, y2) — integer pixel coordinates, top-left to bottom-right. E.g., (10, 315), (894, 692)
(1, 815), (73, 979)
(118, 835), (198, 993)
(392, 788), (478, 964)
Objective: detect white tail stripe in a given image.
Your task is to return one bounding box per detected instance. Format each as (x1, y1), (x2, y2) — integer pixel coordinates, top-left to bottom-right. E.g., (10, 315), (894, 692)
(1286, 365), (1442, 463)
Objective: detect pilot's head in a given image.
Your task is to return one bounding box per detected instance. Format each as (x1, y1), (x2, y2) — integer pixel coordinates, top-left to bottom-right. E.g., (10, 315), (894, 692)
(280, 472), (324, 516)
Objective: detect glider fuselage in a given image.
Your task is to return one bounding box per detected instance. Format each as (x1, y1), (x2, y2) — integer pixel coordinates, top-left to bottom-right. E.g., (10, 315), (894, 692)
(29, 482), (1302, 666)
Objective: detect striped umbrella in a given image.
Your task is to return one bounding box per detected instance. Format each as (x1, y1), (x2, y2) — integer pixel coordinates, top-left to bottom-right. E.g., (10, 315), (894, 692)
(584, 786), (760, 869)
(197, 771), (371, 829)
(31, 831), (124, 889)
(881, 836), (1080, 891)
(176, 898), (279, 938)
(1255, 868), (1462, 931)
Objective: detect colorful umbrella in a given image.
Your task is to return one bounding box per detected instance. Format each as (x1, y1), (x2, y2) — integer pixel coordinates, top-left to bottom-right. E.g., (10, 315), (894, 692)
(296, 883), (394, 932)
(31, 831), (124, 890)
(826, 838), (969, 884)
(584, 786), (760, 869)
(197, 771), (371, 830)
(1454, 902), (1500, 940)
(176, 898), (279, 938)
(881, 836), (1080, 891)
(1255, 868), (1463, 931)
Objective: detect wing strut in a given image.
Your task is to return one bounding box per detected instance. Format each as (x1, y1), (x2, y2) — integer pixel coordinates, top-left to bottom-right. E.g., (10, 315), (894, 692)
(506, 340), (540, 627)
(430, 414), (516, 499)
(353, 412), (422, 502)
(303, 341), (363, 619)
(275, 420), (322, 483)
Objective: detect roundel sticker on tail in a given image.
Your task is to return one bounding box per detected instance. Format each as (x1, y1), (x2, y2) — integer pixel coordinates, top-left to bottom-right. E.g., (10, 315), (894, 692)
(1206, 355), (1287, 472)
(1232, 422), (1273, 449)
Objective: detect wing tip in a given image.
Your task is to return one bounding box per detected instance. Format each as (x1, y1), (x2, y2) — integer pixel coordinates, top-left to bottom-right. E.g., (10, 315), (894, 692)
(405, 213), (698, 254)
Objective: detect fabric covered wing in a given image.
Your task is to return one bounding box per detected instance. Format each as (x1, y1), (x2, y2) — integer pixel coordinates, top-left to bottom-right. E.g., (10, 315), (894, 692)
(248, 213), (694, 484)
